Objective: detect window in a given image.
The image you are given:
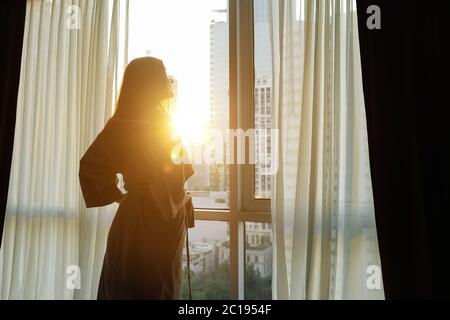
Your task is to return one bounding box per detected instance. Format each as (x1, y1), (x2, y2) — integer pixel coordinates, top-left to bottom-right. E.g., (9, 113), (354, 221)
(181, 221), (230, 299)
(129, 0), (272, 299)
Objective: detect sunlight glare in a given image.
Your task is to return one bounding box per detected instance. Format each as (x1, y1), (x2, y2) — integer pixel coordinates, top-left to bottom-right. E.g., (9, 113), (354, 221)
(128, 0), (227, 146)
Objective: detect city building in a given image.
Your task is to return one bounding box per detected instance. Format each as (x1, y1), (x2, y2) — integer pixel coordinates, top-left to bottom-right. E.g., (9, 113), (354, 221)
(182, 240), (219, 274)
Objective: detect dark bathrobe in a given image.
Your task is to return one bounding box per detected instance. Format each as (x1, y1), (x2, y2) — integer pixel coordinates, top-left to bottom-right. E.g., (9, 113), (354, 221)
(79, 109), (194, 300)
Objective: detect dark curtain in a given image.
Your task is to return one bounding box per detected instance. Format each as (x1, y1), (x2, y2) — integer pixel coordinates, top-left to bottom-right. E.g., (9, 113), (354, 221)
(0, 0), (27, 248)
(357, 0), (450, 299)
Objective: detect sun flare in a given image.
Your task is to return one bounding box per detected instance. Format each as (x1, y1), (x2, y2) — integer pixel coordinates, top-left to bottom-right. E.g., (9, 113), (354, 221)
(172, 107), (208, 147)
(128, 0), (227, 147)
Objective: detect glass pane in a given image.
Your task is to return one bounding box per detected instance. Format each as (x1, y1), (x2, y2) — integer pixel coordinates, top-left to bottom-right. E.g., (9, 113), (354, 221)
(245, 222), (272, 299)
(181, 221), (230, 299)
(128, 0), (230, 209)
(253, 0), (272, 199)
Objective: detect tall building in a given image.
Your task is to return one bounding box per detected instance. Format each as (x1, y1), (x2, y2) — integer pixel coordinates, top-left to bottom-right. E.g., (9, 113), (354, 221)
(209, 0), (273, 199)
(206, 13), (230, 207)
(210, 20), (229, 134)
(246, 222), (273, 278)
(254, 76), (272, 198)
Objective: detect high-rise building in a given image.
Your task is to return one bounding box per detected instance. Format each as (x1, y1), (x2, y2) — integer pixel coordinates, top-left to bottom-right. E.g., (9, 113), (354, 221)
(254, 0), (272, 198)
(205, 13), (230, 207)
(210, 0), (273, 199)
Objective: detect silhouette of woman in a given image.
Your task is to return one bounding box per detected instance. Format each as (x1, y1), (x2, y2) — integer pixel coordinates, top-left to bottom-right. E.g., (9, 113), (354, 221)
(79, 57), (194, 299)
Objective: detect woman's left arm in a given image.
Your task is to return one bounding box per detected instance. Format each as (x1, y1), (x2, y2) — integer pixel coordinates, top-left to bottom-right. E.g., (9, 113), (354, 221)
(79, 129), (124, 208)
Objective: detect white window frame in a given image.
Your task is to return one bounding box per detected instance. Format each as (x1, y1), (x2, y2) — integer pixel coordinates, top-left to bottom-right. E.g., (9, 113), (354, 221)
(193, 0), (271, 300)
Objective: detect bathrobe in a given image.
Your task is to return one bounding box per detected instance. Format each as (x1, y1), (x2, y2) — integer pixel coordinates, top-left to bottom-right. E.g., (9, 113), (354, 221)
(79, 109), (194, 299)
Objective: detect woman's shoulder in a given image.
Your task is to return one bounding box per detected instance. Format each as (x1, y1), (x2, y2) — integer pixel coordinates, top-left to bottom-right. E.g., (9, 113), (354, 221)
(150, 108), (172, 124)
(108, 108), (170, 125)
(104, 109), (174, 139)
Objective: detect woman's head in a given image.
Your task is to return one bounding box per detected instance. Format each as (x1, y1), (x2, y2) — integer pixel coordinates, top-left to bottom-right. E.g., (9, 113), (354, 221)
(114, 57), (173, 119)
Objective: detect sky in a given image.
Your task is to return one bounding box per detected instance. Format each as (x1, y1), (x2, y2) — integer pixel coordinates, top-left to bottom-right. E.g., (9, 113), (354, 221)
(128, 0), (228, 145)
(188, 220), (228, 242)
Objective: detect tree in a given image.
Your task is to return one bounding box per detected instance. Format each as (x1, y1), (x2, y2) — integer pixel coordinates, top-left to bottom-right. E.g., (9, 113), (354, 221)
(245, 265), (272, 300)
(180, 263), (230, 300)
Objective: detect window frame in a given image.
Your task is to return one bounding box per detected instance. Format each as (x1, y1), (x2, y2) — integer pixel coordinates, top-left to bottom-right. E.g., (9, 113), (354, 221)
(193, 0), (272, 300)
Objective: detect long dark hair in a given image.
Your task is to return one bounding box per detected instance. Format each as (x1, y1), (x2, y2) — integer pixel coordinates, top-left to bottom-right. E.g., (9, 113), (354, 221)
(113, 57), (173, 120)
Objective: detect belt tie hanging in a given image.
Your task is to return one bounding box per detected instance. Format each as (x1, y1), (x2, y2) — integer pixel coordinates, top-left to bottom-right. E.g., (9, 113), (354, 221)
(184, 211), (192, 300)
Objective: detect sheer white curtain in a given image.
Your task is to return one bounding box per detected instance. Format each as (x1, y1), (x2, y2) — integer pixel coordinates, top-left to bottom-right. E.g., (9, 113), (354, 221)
(0, 0), (129, 299)
(270, 0), (384, 299)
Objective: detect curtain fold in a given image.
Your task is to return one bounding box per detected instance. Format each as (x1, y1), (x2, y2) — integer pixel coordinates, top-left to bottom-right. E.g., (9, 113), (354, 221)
(0, 0), (27, 250)
(270, 0), (384, 299)
(0, 0), (129, 299)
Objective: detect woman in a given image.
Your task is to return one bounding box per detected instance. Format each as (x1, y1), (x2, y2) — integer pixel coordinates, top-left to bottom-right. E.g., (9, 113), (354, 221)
(79, 57), (194, 299)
